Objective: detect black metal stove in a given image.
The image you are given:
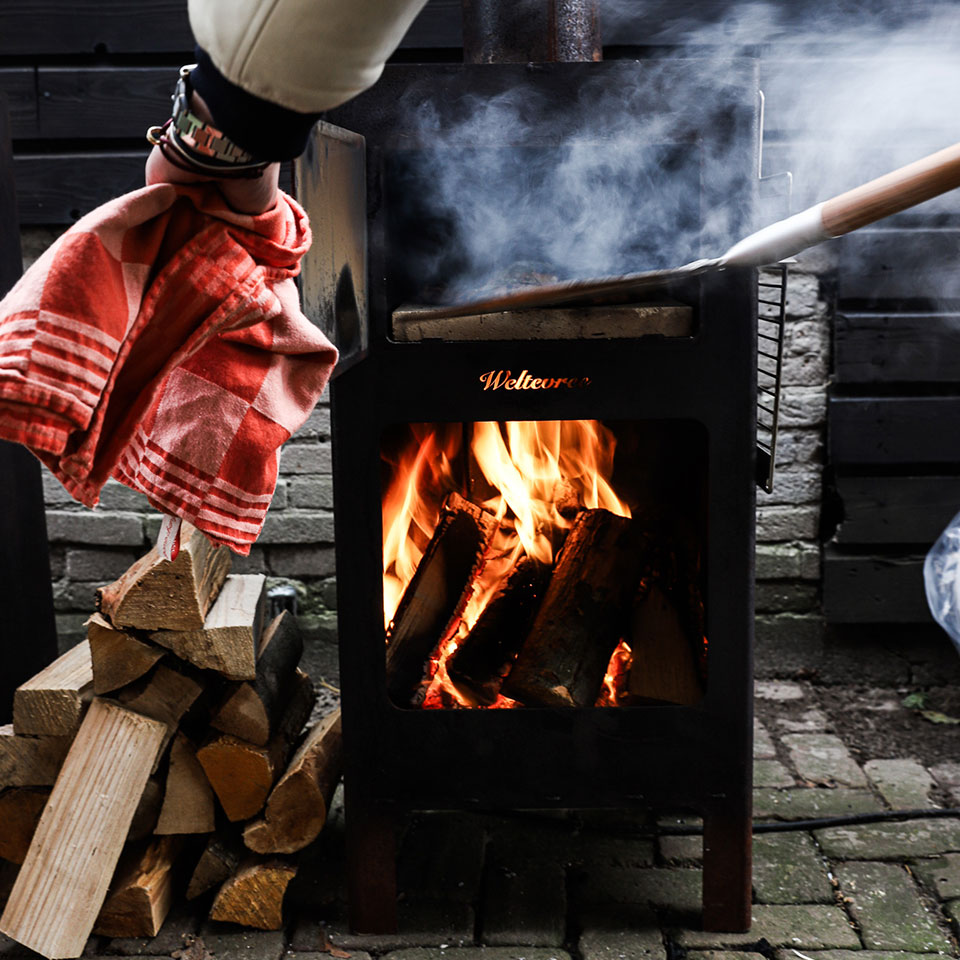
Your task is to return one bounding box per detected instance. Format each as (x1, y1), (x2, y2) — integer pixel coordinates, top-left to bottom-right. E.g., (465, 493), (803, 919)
(296, 24), (761, 935)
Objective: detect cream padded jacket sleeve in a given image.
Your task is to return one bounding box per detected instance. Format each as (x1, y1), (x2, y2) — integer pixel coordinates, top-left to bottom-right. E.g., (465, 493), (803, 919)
(188, 0), (430, 113)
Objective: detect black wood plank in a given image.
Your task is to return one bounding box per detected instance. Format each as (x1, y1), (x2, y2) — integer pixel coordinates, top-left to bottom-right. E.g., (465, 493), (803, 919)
(823, 547), (929, 623)
(835, 476), (960, 545)
(0, 1), (191, 55)
(37, 66), (174, 139)
(0, 68), (38, 140)
(14, 151), (147, 223)
(0, 101), (59, 722)
(838, 230), (960, 305)
(834, 313), (960, 384)
(830, 396), (960, 466)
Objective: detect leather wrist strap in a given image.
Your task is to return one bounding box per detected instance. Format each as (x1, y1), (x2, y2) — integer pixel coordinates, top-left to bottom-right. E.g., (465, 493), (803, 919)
(147, 65), (272, 179)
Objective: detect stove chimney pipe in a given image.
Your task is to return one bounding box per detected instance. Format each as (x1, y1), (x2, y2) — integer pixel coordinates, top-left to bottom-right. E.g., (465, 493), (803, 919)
(462, 0), (602, 64)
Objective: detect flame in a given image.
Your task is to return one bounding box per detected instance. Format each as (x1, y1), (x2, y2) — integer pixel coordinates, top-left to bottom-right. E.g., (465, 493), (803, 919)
(382, 420), (631, 707)
(597, 640), (633, 707)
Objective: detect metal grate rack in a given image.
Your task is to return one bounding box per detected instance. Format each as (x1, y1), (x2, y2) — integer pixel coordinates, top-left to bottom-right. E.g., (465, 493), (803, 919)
(756, 262), (788, 493)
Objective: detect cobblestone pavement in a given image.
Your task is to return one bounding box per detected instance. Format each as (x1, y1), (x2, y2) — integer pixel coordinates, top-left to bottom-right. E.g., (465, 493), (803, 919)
(3, 682), (960, 960)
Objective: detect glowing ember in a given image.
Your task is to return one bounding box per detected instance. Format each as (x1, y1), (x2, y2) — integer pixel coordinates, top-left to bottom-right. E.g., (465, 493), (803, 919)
(597, 640), (633, 707)
(382, 420), (631, 707)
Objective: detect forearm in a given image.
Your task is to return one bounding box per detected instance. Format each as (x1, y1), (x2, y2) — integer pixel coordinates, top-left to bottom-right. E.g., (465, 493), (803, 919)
(188, 0), (429, 160)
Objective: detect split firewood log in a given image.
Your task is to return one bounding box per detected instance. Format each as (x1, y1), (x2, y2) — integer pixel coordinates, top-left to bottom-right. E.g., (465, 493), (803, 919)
(0, 788), (49, 864)
(197, 669), (315, 822)
(93, 836), (186, 938)
(447, 557), (550, 704)
(127, 779), (163, 842)
(0, 725), (71, 788)
(150, 574), (267, 680)
(242, 708), (342, 854)
(627, 583), (704, 706)
(154, 733), (215, 835)
(87, 614), (164, 695)
(97, 522), (231, 631)
(209, 858), (298, 930)
(210, 611), (303, 745)
(186, 834), (242, 900)
(386, 492), (497, 705)
(13, 641), (93, 737)
(503, 509), (647, 708)
(0, 699), (167, 959)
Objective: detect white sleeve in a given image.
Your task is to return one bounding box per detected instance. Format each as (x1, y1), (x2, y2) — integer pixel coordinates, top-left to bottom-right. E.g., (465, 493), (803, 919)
(188, 0), (431, 113)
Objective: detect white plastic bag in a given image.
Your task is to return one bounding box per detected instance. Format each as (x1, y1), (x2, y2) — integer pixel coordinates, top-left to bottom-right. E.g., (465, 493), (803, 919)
(924, 508), (960, 653)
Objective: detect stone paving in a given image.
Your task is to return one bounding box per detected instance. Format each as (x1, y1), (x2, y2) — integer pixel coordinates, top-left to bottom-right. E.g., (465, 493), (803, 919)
(2, 681), (960, 960)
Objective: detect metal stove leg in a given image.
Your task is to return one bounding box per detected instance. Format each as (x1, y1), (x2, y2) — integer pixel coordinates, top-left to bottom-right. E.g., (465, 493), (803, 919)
(701, 801), (753, 932)
(345, 786), (399, 934)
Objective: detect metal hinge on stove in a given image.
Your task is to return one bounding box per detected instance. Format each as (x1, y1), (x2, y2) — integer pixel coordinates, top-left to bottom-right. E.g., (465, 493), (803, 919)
(754, 90), (792, 494)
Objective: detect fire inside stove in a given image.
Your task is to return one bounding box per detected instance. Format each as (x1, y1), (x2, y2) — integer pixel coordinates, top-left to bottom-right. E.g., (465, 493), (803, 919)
(381, 419), (708, 710)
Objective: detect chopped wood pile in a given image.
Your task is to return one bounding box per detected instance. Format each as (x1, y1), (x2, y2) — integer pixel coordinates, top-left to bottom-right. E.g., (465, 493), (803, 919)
(0, 523), (341, 959)
(388, 496), (706, 710)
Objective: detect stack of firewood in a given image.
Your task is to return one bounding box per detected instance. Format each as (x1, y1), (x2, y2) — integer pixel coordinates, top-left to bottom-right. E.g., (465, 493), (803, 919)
(0, 523), (341, 959)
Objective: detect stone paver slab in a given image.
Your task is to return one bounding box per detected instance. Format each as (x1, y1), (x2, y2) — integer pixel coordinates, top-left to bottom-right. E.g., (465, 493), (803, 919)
(931, 761), (960, 805)
(835, 860), (953, 953)
(754, 720), (777, 759)
(579, 929), (666, 960)
(863, 759), (937, 810)
(578, 866), (701, 917)
(753, 787), (882, 821)
(755, 681), (805, 701)
(754, 759), (795, 788)
(688, 954), (766, 960)
(107, 901), (202, 956)
(327, 902), (474, 952)
(911, 852), (960, 900)
(0, 934), (32, 958)
(400, 814), (488, 901)
(672, 904), (860, 949)
(774, 952), (948, 960)
(195, 930), (285, 960)
(752, 831), (834, 904)
(384, 951), (573, 960)
(482, 861), (566, 946)
(659, 834), (703, 862)
(777, 707), (829, 733)
(815, 818), (960, 859)
(782, 734), (867, 787)
(287, 953), (371, 960)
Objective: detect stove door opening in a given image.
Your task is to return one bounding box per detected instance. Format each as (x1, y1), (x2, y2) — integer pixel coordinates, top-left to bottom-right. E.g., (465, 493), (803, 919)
(381, 419), (708, 710)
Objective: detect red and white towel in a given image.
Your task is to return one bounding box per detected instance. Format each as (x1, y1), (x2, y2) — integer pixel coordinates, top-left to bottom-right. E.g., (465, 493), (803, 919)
(0, 183), (337, 554)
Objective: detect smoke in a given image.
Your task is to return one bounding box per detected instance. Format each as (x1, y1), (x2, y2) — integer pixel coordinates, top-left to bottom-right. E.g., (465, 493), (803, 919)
(392, 0), (960, 304)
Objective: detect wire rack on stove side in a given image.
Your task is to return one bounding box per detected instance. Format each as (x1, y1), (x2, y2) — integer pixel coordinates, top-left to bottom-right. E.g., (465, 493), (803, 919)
(756, 263), (787, 493)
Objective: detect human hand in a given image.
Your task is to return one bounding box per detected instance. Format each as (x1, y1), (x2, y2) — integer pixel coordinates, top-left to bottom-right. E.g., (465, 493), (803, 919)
(145, 89), (280, 216)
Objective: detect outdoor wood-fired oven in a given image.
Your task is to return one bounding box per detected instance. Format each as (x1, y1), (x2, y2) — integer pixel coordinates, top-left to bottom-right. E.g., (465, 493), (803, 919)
(296, 7), (767, 934)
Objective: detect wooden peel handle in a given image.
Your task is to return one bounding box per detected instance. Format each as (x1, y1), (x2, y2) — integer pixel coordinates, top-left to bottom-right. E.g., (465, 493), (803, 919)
(822, 141), (960, 237)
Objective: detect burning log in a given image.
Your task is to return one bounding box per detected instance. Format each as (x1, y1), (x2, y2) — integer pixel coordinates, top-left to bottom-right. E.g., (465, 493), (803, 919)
(197, 669), (315, 822)
(242, 708), (342, 855)
(208, 858), (297, 931)
(149, 574), (267, 681)
(503, 509), (646, 708)
(97, 522), (231, 631)
(154, 733), (215, 835)
(386, 492), (497, 705)
(87, 614), (165, 695)
(0, 787), (49, 864)
(186, 834), (242, 900)
(210, 611), (303, 746)
(92, 836), (185, 938)
(627, 583), (704, 706)
(447, 557), (550, 704)
(13, 641), (93, 737)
